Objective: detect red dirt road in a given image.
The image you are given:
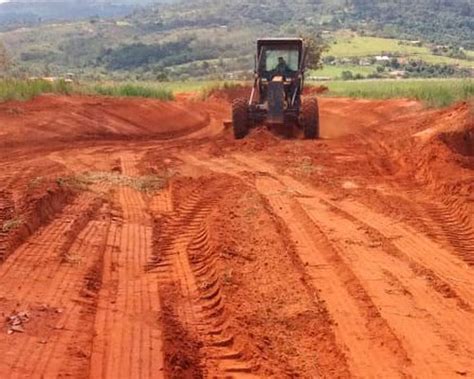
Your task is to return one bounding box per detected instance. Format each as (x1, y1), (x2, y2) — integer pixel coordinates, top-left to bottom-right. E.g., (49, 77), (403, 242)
(0, 93), (472, 378)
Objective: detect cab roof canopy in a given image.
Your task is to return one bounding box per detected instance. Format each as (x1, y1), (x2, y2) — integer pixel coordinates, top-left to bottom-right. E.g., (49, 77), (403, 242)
(257, 38), (303, 50)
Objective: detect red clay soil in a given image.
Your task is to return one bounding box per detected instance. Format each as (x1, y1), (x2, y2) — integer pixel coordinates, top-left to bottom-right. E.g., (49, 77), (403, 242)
(0, 94), (209, 148)
(0, 91), (472, 378)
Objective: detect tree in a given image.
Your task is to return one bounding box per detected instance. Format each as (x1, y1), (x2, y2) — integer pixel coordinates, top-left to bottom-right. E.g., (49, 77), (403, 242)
(341, 70), (353, 80)
(390, 57), (400, 69)
(301, 34), (329, 70)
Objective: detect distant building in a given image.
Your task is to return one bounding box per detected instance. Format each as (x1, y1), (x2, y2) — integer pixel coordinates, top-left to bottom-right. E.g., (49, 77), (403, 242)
(359, 58), (372, 66)
(115, 21), (131, 27)
(308, 76), (331, 81)
(375, 56), (390, 62)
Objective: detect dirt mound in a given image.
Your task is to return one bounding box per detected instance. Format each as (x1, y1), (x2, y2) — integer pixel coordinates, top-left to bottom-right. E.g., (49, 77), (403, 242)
(0, 94), (209, 148)
(208, 85), (252, 103)
(408, 102), (474, 199)
(436, 102), (474, 157)
(441, 128), (474, 157)
(413, 102), (474, 165)
(0, 179), (73, 261)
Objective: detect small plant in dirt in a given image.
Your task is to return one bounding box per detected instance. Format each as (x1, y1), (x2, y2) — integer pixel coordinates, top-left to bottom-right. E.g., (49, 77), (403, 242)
(28, 176), (44, 190)
(222, 269), (234, 286)
(295, 156), (323, 177)
(2, 217), (23, 232)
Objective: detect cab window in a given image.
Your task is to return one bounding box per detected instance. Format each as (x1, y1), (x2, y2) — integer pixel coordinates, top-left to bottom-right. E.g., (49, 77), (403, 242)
(261, 46), (299, 72)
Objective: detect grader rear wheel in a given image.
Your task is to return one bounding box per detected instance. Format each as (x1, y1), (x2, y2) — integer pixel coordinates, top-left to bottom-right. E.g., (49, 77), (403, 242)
(301, 97), (320, 139)
(232, 98), (249, 139)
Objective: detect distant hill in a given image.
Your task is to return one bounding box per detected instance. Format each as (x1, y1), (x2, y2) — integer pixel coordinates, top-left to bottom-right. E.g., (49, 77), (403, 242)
(0, 2), (134, 26)
(0, 0), (472, 80)
(0, 0), (168, 27)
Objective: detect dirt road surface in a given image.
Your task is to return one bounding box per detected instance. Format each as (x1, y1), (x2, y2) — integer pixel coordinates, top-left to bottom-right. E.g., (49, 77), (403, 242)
(0, 91), (472, 378)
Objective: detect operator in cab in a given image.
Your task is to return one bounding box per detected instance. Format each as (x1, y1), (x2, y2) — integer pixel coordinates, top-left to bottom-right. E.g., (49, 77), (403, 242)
(275, 56), (290, 75)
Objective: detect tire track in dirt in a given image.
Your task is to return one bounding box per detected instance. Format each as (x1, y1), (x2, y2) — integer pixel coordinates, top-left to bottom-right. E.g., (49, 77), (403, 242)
(149, 184), (173, 214)
(256, 175), (413, 378)
(149, 182), (255, 377)
(422, 197), (474, 265)
(232, 155), (474, 299)
(186, 156), (410, 378)
(235, 155), (474, 377)
(0, 192), (107, 378)
(0, 190), (15, 260)
(19, 212), (111, 378)
(89, 153), (164, 379)
(303, 198), (474, 376)
(189, 153), (474, 378)
(351, 129), (474, 266)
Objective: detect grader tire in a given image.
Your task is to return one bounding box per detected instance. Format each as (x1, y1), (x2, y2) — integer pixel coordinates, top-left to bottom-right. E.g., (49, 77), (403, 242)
(301, 97), (320, 140)
(232, 98), (249, 139)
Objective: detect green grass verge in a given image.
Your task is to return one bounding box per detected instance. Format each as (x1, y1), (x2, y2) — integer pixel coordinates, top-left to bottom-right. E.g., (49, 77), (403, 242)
(87, 83), (174, 100)
(0, 79), (72, 102)
(319, 79), (474, 107)
(2, 78), (472, 109)
(0, 80), (175, 102)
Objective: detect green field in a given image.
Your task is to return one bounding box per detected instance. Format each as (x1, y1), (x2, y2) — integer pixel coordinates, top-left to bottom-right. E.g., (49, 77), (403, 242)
(328, 34), (474, 68)
(310, 65), (376, 79)
(319, 78), (474, 107)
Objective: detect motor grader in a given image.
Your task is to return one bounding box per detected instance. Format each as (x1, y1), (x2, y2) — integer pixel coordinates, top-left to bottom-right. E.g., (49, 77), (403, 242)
(232, 38), (319, 139)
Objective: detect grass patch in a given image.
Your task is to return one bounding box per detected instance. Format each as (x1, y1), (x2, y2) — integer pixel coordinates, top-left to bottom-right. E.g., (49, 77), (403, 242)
(310, 64), (376, 79)
(0, 79), (231, 103)
(0, 79), (72, 102)
(0, 79), (175, 102)
(320, 79), (474, 107)
(87, 83), (174, 101)
(328, 34), (474, 68)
